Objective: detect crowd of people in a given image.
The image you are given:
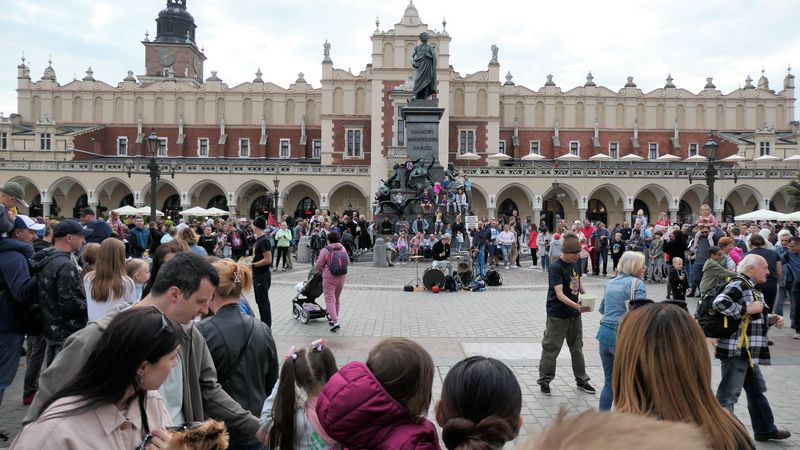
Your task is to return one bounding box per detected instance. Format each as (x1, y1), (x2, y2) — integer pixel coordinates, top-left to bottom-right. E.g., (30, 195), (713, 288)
(1, 175), (799, 449)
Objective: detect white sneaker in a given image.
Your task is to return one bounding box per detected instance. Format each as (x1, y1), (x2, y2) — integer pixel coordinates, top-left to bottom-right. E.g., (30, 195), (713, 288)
(793, 333), (800, 340)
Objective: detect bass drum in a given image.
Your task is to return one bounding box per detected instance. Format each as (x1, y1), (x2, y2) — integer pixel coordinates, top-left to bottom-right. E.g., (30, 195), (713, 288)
(423, 268), (447, 290)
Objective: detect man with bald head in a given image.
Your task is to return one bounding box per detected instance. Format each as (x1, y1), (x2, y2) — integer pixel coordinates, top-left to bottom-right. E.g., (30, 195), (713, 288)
(713, 254), (790, 442)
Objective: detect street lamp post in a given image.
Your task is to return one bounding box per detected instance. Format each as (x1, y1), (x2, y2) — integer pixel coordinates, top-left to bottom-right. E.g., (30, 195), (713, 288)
(703, 135), (719, 216)
(551, 179), (559, 232)
(124, 130), (176, 221)
(272, 175), (280, 220)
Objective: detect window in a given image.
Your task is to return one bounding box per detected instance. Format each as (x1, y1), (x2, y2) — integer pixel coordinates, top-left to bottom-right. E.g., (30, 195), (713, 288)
(396, 106), (405, 146)
(198, 138), (209, 157)
(312, 140), (321, 159)
(530, 140), (540, 155)
(688, 143), (698, 157)
(458, 129), (475, 155)
(569, 140), (580, 156)
(280, 138), (291, 159)
(40, 133), (52, 150)
(648, 142), (659, 160)
(117, 136), (128, 156)
(345, 129), (362, 157)
(498, 140), (506, 155)
(608, 142), (619, 159)
(0, 131), (7, 150)
(759, 141), (771, 156)
(157, 137), (168, 156)
(239, 138), (250, 157)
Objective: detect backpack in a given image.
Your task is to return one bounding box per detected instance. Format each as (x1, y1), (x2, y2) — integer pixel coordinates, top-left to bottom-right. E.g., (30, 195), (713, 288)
(326, 245), (349, 276)
(485, 269), (503, 286)
(694, 275), (746, 339)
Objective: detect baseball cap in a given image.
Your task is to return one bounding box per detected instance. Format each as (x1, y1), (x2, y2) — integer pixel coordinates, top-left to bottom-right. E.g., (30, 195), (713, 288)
(80, 207), (96, 217)
(53, 219), (93, 238)
(85, 219), (113, 243)
(13, 214), (45, 232)
(0, 181), (29, 207)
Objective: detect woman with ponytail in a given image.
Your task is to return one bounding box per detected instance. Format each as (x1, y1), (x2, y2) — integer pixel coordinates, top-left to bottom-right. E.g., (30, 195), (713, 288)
(197, 259), (280, 450)
(436, 356), (522, 450)
(259, 341), (339, 449)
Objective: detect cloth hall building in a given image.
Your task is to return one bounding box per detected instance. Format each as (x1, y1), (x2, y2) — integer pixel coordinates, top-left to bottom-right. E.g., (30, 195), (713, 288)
(1, 0), (798, 226)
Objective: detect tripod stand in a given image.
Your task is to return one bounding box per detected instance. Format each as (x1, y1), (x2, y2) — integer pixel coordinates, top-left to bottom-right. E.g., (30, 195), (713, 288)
(408, 255), (424, 287)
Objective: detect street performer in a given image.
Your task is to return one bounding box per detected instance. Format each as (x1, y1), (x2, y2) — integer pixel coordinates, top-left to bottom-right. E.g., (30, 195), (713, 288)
(432, 233), (451, 271)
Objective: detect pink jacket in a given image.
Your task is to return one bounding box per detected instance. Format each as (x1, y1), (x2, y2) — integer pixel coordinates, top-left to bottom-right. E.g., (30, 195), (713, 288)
(729, 246), (744, 265)
(316, 362), (441, 450)
(315, 242), (349, 276)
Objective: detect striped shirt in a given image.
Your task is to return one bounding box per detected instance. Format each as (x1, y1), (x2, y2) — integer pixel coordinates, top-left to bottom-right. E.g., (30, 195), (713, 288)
(712, 276), (770, 365)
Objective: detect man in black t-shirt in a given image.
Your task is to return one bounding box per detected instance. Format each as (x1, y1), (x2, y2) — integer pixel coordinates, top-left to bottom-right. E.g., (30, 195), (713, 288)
(538, 233), (595, 396)
(250, 216), (273, 327)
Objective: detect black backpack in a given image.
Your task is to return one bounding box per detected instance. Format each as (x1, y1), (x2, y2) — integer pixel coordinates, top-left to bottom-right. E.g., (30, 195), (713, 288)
(695, 276), (746, 339)
(485, 269), (503, 286)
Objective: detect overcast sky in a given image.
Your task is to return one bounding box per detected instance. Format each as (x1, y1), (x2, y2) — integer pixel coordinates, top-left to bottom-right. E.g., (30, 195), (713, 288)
(2, 0), (798, 121)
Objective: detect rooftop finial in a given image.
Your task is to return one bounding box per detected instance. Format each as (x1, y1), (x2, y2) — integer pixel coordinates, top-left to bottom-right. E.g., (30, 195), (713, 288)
(585, 71), (595, 87)
(48, 55), (52, 66)
(442, 17), (447, 31)
(490, 44), (498, 65)
(323, 40), (332, 64)
(665, 73), (675, 88)
(624, 76), (636, 88)
(144, 30), (150, 41)
(704, 77), (716, 89)
(21, 53), (25, 65)
(253, 68), (263, 83)
(375, 16), (379, 32)
(504, 71), (514, 86)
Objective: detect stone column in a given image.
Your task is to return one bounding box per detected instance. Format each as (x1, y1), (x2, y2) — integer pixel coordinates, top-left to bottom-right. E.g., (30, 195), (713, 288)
(276, 195), (284, 220)
(488, 207), (496, 219)
(623, 209), (633, 224)
(669, 209), (678, 224)
(42, 201), (51, 217)
(533, 208), (542, 228)
(579, 208), (587, 222)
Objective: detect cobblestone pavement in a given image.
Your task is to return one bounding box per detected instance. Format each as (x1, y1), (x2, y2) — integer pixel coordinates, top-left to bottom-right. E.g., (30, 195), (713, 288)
(2, 262), (799, 448)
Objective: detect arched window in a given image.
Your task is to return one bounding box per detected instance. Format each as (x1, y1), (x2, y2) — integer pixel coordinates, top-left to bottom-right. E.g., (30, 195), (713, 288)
(542, 197), (564, 230)
(497, 198), (518, 221)
(295, 197), (318, 219)
(206, 195), (228, 210)
(163, 194), (181, 221)
(587, 199), (607, 224)
(723, 200), (735, 224)
(29, 194), (43, 218)
(74, 194), (89, 219)
(119, 194), (134, 207)
(678, 200), (693, 224)
(250, 195), (274, 218)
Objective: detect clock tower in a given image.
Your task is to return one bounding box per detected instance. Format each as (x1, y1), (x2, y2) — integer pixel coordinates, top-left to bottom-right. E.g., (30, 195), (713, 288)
(143, 0), (206, 81)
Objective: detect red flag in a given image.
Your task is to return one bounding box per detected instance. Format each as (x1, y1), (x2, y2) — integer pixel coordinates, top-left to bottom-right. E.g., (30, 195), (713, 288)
(267, 212), (277, 227)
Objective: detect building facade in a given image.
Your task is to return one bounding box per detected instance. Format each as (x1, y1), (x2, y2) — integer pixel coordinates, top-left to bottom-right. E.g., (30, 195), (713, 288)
(1, 0), (798, 225)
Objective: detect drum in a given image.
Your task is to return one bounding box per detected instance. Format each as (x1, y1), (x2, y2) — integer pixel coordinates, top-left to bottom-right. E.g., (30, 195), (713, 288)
(459, 270), (473, 286)
(423, 268), (447, 290)
(457, 262), (470, 274)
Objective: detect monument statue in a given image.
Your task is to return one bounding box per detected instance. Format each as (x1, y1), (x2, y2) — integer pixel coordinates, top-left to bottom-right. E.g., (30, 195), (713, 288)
(410, 32), (436, 100)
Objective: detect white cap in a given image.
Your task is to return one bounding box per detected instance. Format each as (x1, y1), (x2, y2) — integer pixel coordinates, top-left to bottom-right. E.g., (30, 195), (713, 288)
(14, 214), (45, 232)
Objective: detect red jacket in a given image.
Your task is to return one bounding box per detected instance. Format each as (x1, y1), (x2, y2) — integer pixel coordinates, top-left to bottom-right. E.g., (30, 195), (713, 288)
(316, 361), (441, 450)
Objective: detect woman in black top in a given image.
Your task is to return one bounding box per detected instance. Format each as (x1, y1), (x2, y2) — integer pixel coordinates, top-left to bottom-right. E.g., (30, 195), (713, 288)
(452, 215), (467, 253)
(748, 234), (781, 311)
(663, 229), (688, 299)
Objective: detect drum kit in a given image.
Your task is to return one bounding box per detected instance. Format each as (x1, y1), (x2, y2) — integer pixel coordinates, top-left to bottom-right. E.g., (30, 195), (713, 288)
(419, 252), (474, 291)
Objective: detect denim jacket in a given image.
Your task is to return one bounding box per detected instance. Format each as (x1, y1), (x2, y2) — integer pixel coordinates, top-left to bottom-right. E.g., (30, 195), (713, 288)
(598, 274), (646, 336)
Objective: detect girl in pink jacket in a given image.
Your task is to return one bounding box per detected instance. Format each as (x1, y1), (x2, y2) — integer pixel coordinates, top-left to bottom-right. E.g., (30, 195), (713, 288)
(316, 338), (441, 450)
(315, 231), (350, 333)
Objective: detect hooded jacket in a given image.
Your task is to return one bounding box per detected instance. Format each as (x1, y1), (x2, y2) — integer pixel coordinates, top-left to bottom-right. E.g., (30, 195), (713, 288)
(24, 303), (261, 438)
(0, 238), (38, 333)
(316, 361), (441, 450)
(29, 246), (86, 341)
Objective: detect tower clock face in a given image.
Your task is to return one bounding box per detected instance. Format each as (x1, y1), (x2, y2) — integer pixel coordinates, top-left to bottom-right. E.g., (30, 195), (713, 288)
(159, 48), (176, 66)
(192, 56), (201, 75)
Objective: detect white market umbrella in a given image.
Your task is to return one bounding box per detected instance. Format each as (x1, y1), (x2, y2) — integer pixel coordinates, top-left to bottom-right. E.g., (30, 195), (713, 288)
(112, 205), (140, 215)
(754, 154), (781, 162)
(205, 207), (230, 217)
(684, 154), (707, 163)
(588, 153), (612, 161)
(459, 152), (481, 160)
(721, 154), (746, 162)
(782, 154), (800, 163)
(620, 153), (644, 162)
(656, 154), (681, 162)
(785, 211), (800, 221)
(488, 152), (512, 160)
(133, 206), (164, 217)
(556, 153), (581, 161)
(180, 206), (209, 217)
(521, 153), (545, 161)
(733, 209), (789, 221)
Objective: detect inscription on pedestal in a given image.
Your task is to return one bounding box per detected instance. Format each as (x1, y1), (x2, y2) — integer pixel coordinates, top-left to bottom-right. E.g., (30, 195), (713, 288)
(406, 123), (439, 163)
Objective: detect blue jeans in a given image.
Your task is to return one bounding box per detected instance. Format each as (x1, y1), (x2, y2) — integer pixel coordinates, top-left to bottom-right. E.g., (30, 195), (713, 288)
(476, 247), (486, 277)
(774, 286), (796, 328)
(690, 259), (705, 291)
(596, 249), (608, 275)
(0, 331), (24, 406)
(716, 356), (777, 437)
(540, 254), (550, 271)
(501, 244), (512, 266)
(598, 342), (615, 411)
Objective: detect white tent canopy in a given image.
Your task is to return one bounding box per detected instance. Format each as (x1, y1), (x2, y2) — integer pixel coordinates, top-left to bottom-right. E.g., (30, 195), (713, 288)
(180, 206), (209, 217)
(133, 206), (164, 217)
(488, 152), (511, 160)
(785, 211), (800, 221)
(112, 205), (139, 215)
(205, 207), (230, 217)
(733, 209), (790, 222)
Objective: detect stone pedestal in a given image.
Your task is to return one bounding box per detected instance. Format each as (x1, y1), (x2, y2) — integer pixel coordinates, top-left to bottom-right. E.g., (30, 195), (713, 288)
(297, 235), (311, 263)
(402, 99), (446, 182)
(373, 237), (388, 267)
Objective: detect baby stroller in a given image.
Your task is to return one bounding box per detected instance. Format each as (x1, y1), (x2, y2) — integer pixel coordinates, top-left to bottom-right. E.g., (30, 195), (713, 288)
(292, 268), (329, 324)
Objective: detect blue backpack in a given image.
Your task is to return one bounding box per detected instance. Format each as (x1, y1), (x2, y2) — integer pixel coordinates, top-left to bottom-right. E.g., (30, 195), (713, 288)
(326, 245), (349, 276)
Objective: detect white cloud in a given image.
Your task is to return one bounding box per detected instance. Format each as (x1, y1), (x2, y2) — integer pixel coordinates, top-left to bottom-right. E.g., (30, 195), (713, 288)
(90, 3), (113, 28)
